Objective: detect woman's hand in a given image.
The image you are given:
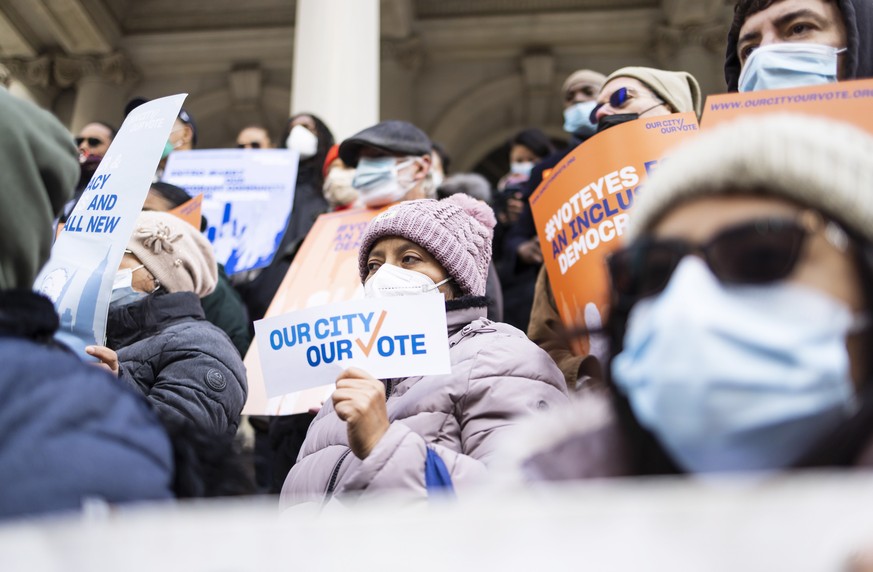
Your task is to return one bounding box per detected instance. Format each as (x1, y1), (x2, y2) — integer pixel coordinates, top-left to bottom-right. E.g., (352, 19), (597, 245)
(85, 345), (120, 377)
(333, 367), (390, 459)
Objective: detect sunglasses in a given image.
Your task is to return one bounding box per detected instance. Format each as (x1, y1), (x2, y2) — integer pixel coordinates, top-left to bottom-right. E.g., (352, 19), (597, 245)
(237, 142), (262, 149)
(607, 213), (848, 306)
(75, 137), (105, 148)
(589, 87), (634, 124)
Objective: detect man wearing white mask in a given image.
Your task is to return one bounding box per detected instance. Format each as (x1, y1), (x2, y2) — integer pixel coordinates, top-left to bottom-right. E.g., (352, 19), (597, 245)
(338, 120), (433, 209)
(725, 0), (873, 92)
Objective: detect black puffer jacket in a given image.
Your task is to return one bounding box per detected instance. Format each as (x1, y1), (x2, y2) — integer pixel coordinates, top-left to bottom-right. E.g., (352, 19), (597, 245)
(107, 291), (247, 435)
(724, 0), (873, 91)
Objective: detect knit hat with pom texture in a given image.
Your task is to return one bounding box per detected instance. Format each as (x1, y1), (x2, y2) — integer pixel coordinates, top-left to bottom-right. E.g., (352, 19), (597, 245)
(358, 194), (497, 297)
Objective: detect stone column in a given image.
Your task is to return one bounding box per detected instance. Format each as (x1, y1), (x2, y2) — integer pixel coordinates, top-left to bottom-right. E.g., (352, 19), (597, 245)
(521, 49), (556, 128)
(291, 0), (380, 141)
(656, 0), (729, 97)
(55, 52), (139, 133)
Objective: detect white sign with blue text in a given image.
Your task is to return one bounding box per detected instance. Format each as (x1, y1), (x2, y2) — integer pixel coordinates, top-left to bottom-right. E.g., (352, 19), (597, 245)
(35, 94), (188, 357)
(162, 149), (299, 275)
(254, 293), (451, 397)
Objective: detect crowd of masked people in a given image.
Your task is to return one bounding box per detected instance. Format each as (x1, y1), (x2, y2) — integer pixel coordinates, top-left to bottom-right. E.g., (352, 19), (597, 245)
(2, 0), (873, 519)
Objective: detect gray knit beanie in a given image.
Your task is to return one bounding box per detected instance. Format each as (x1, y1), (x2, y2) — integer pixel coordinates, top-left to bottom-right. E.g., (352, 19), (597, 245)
(626, 113), (873, 244)
(127, 211), (218, 297)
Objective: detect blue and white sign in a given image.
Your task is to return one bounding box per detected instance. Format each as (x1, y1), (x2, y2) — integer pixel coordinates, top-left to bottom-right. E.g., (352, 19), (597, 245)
(35, 94), (188, 356)
(162, 149), (299, 275)
(254, 293), (451, 397)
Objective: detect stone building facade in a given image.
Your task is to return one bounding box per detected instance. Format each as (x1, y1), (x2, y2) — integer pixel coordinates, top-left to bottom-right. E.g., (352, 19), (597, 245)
(0, 0), (733, 177)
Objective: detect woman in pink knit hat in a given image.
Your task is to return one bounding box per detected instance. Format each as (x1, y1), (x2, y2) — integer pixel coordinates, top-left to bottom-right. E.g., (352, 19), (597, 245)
(281, 194), (568, 505)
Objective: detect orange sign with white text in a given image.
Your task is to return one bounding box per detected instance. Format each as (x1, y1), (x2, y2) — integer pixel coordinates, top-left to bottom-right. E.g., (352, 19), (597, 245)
(529, 113), (699, 355)
(702, 78), (873, 134)
(243, 207), (386, 415)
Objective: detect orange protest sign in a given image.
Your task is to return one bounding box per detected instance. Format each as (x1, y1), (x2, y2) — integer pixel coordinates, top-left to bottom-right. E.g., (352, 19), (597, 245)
(243, 207), (385, 415)
(167, 193), (203, 229)
(702, 79), (873, 134)
(530, 113), (699, 355)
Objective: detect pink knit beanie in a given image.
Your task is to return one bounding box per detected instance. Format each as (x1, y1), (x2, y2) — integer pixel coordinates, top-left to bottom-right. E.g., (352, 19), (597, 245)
(358, 194), (497, 297)
(127, 211), (218, 297)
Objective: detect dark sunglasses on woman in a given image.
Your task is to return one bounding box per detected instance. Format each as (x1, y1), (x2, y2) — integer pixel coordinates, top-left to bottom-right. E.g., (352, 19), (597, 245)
(607, 211), (849, 306)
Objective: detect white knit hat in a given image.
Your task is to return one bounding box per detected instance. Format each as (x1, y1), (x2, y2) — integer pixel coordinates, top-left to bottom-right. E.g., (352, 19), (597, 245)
(626, 113), (873, 243)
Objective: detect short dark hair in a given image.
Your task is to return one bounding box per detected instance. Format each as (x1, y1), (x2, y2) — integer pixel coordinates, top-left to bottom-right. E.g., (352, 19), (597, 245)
(86, 121), (117, 140)
(149, 182), (192, 209)
(511, 128), (555, 160)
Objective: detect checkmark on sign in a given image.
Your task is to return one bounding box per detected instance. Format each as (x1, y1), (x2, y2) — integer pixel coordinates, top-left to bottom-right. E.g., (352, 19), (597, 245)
(355, 310), (388, 357)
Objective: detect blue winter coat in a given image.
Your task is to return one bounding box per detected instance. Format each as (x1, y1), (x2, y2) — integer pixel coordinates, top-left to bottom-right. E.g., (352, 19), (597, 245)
(0, 291), (174, 519)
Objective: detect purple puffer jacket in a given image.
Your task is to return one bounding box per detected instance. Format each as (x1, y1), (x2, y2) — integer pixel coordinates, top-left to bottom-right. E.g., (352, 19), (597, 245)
(281, 303), (569, 505)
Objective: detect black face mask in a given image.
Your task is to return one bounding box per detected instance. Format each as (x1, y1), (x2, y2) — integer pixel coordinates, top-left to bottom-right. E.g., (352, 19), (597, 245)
(596, 113), (640, 133)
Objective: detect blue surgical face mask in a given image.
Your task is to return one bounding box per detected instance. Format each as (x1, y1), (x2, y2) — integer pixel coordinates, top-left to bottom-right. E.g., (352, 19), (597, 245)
(611, 256), (860, 474)
(353, 156), (417, 208)
(562, 100), (598, 136)
(738, 43), (846, 92)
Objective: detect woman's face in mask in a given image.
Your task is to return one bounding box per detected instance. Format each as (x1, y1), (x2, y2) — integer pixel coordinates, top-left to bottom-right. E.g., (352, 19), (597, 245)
(365, 237), (454, 300)
(592, 77), (669, 124)
(289, 115), (317, 137)
(650, 194), (866, 387)
(119, 252), (158, 293)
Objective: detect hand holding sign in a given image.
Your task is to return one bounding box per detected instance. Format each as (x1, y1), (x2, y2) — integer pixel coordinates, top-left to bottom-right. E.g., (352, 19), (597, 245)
(85, 345), (119, 376)
(333, 367), (390, 459)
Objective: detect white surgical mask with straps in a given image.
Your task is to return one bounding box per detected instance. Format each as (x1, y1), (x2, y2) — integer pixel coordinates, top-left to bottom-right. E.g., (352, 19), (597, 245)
(286, 125), (319, 160)
(353, 156), (419, 208)
(739, 43), (846, 92)
(110, 265), (154, 308)
(363, 263), (452, 298)
(611, 256), (863, 474)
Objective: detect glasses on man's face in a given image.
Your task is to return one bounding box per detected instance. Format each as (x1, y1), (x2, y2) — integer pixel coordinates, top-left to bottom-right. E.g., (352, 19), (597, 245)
(75, 137), (105, 148)
(607, 213), (848, 307)
(588, 87), (637, 123)
(237, 142), (262, 149)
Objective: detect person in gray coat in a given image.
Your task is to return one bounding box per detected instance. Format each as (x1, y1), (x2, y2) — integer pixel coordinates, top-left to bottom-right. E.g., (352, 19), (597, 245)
(88, 211), (247, 436)
(281, 194), (568, 506)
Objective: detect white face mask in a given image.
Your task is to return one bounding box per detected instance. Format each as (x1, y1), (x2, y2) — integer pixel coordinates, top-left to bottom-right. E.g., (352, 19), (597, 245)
(110, 266), (150, 308)
(353, 156), (419, 208)
(322, 167), (358, 207)
(612, 256), (860, 473)
(286, 125), (318, 160)
(738, 43), (846, 92)
(510, 161), (534, 178)
(363, 263), (451, 298)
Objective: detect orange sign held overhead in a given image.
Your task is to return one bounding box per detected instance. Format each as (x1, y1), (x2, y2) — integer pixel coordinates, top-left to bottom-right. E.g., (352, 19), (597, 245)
(243, 207), (386, 415)
(529, 113), (699, 355)
(702, 78), (873, 133)
(167, 193), (203, 229)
